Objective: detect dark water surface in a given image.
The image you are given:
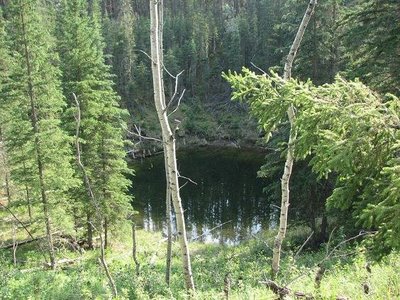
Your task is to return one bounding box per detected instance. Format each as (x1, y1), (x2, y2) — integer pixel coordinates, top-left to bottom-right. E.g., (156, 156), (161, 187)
(131, 147), (280, 245)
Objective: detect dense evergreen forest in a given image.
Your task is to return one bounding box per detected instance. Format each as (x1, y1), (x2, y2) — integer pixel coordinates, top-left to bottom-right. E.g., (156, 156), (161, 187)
(0, 0), (399, 299)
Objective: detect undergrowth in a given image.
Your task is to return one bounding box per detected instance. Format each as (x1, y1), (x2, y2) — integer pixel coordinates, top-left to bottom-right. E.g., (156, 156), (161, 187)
(0, 229), (399, 299)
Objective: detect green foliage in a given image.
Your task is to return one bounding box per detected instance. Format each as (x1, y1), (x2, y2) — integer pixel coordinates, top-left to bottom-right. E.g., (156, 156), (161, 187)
(57, 0), (132, 234)
(225, 68), (400, 254)
(1, 229), (400, 299)
(1, 0), (76, 232)
(340, 0), (400, 95)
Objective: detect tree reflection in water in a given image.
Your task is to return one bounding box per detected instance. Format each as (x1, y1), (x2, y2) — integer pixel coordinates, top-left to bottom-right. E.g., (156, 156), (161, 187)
(131, 147), (277, 245)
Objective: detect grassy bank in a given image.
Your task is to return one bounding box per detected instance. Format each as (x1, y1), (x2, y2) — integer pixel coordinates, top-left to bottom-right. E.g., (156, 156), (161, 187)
(1, 228), (399, 299)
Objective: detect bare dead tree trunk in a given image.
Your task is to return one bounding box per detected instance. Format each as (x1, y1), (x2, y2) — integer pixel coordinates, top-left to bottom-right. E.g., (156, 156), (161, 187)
(87, 212), (94, 250)
(130, 218), (140, 276)
(73, 94), (117, 298)
(149, 0), (195, 292)
(20, 7), (56, 270)
(271, 0), (317, 278)
(12, 222), (17, 266)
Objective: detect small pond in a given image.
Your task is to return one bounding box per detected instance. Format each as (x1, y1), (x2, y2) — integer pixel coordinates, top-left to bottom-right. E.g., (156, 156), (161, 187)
(131, 147), (283, 245)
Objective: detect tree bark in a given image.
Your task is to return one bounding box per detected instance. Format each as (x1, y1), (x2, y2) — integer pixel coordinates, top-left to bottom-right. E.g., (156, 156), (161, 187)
(165, 185), (172, 285)
(131, 220), (140, 276)
(87, 212), (94, 250)
(149, 0), (195, 292)
(22, 161), (32, 221)
(271, 0), (317, 278)
(104, 217), (108, 249)
(20, 6), (56, 270)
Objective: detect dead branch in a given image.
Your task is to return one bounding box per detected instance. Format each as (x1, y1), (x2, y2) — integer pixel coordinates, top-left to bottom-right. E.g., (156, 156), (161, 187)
(260, 279), (290, 299)
(323, 231), (375, 263)
(267, 231), (374, 298)
(178, 173), (198, 185)
(165, 70), (184, 112)
(191, 220), (232, 242)
(135, 49), (176, 80)
(167, 89), (185, 117)
(0, 202), (48, 263)
(250, 62), (267, 75)
(126, 124), (162, 143)
(294, 231), (314, 260)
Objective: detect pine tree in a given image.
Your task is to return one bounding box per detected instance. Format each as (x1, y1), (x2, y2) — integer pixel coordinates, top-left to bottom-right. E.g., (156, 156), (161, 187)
(57, 0), (132, 248)
(1, 0), (76, 268)
(340, 0), (400, 95)
(102, 0), (136, 111)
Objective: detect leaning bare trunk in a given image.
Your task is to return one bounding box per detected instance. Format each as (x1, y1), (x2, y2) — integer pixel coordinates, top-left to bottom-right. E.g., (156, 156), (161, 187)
(87, 212), (94, 250)
(149, 0), (195, 292)
(131, 220), (140, 275)
(74, 95), (117, 298)
(271, 0), (317, 278)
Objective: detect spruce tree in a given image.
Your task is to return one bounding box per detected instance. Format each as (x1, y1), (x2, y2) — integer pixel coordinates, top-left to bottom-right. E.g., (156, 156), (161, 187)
(1, 0), (76, 268)
(57, 0), (132, 248)
(340, 0), (400, 95)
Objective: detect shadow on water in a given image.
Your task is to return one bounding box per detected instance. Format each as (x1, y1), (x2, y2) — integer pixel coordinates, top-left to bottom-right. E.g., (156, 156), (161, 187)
(130, 147), (281, 245)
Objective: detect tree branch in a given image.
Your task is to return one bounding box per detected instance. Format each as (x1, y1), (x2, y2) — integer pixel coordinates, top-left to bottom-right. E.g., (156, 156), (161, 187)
(126, 124), (162, 143)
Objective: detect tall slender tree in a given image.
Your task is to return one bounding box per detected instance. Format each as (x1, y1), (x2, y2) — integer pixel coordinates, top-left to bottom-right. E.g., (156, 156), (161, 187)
(270, 0), (317, 278)
(340, 0), (400, 96)
(149, 0), (195, 292)
(57, 0), (132, 248)
(1, 0), (76, 268)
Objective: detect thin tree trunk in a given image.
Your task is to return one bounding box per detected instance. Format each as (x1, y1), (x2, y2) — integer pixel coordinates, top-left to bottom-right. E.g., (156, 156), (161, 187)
(271, 0), (317, 278)
(22, 160), (33, 221)
(12, 222), (17, 266)
(20, 6), (56, 270)
(131, 220), (140, 275)
(23, 181), (33, 221)
(87, 212), (94, 250)
(149, 0), (195, 292)
(74, 95), (117, 298)
(104, 217), (108, 250)
(165, 184), (172, 285)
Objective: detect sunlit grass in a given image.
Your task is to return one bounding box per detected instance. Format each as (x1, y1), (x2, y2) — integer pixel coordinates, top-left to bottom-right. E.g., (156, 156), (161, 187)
(1, 228), (399, 299)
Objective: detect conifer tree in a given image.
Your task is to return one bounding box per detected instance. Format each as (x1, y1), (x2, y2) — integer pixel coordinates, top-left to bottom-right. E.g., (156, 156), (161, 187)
(57, 0), (132, 248)
(102, 0), (136, 111)
(1, 0), (76, 268)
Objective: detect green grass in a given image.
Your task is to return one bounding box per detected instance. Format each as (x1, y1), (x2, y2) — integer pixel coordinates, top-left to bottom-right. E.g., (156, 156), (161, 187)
(1, 228), (399, 299)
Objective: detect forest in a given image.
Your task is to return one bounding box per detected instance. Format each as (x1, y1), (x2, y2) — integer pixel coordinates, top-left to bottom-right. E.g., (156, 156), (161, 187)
(0, 0), (399, 299)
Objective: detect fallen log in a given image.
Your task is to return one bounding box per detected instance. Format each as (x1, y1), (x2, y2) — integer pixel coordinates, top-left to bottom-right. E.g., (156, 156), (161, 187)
(0, 237), (42, 250)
